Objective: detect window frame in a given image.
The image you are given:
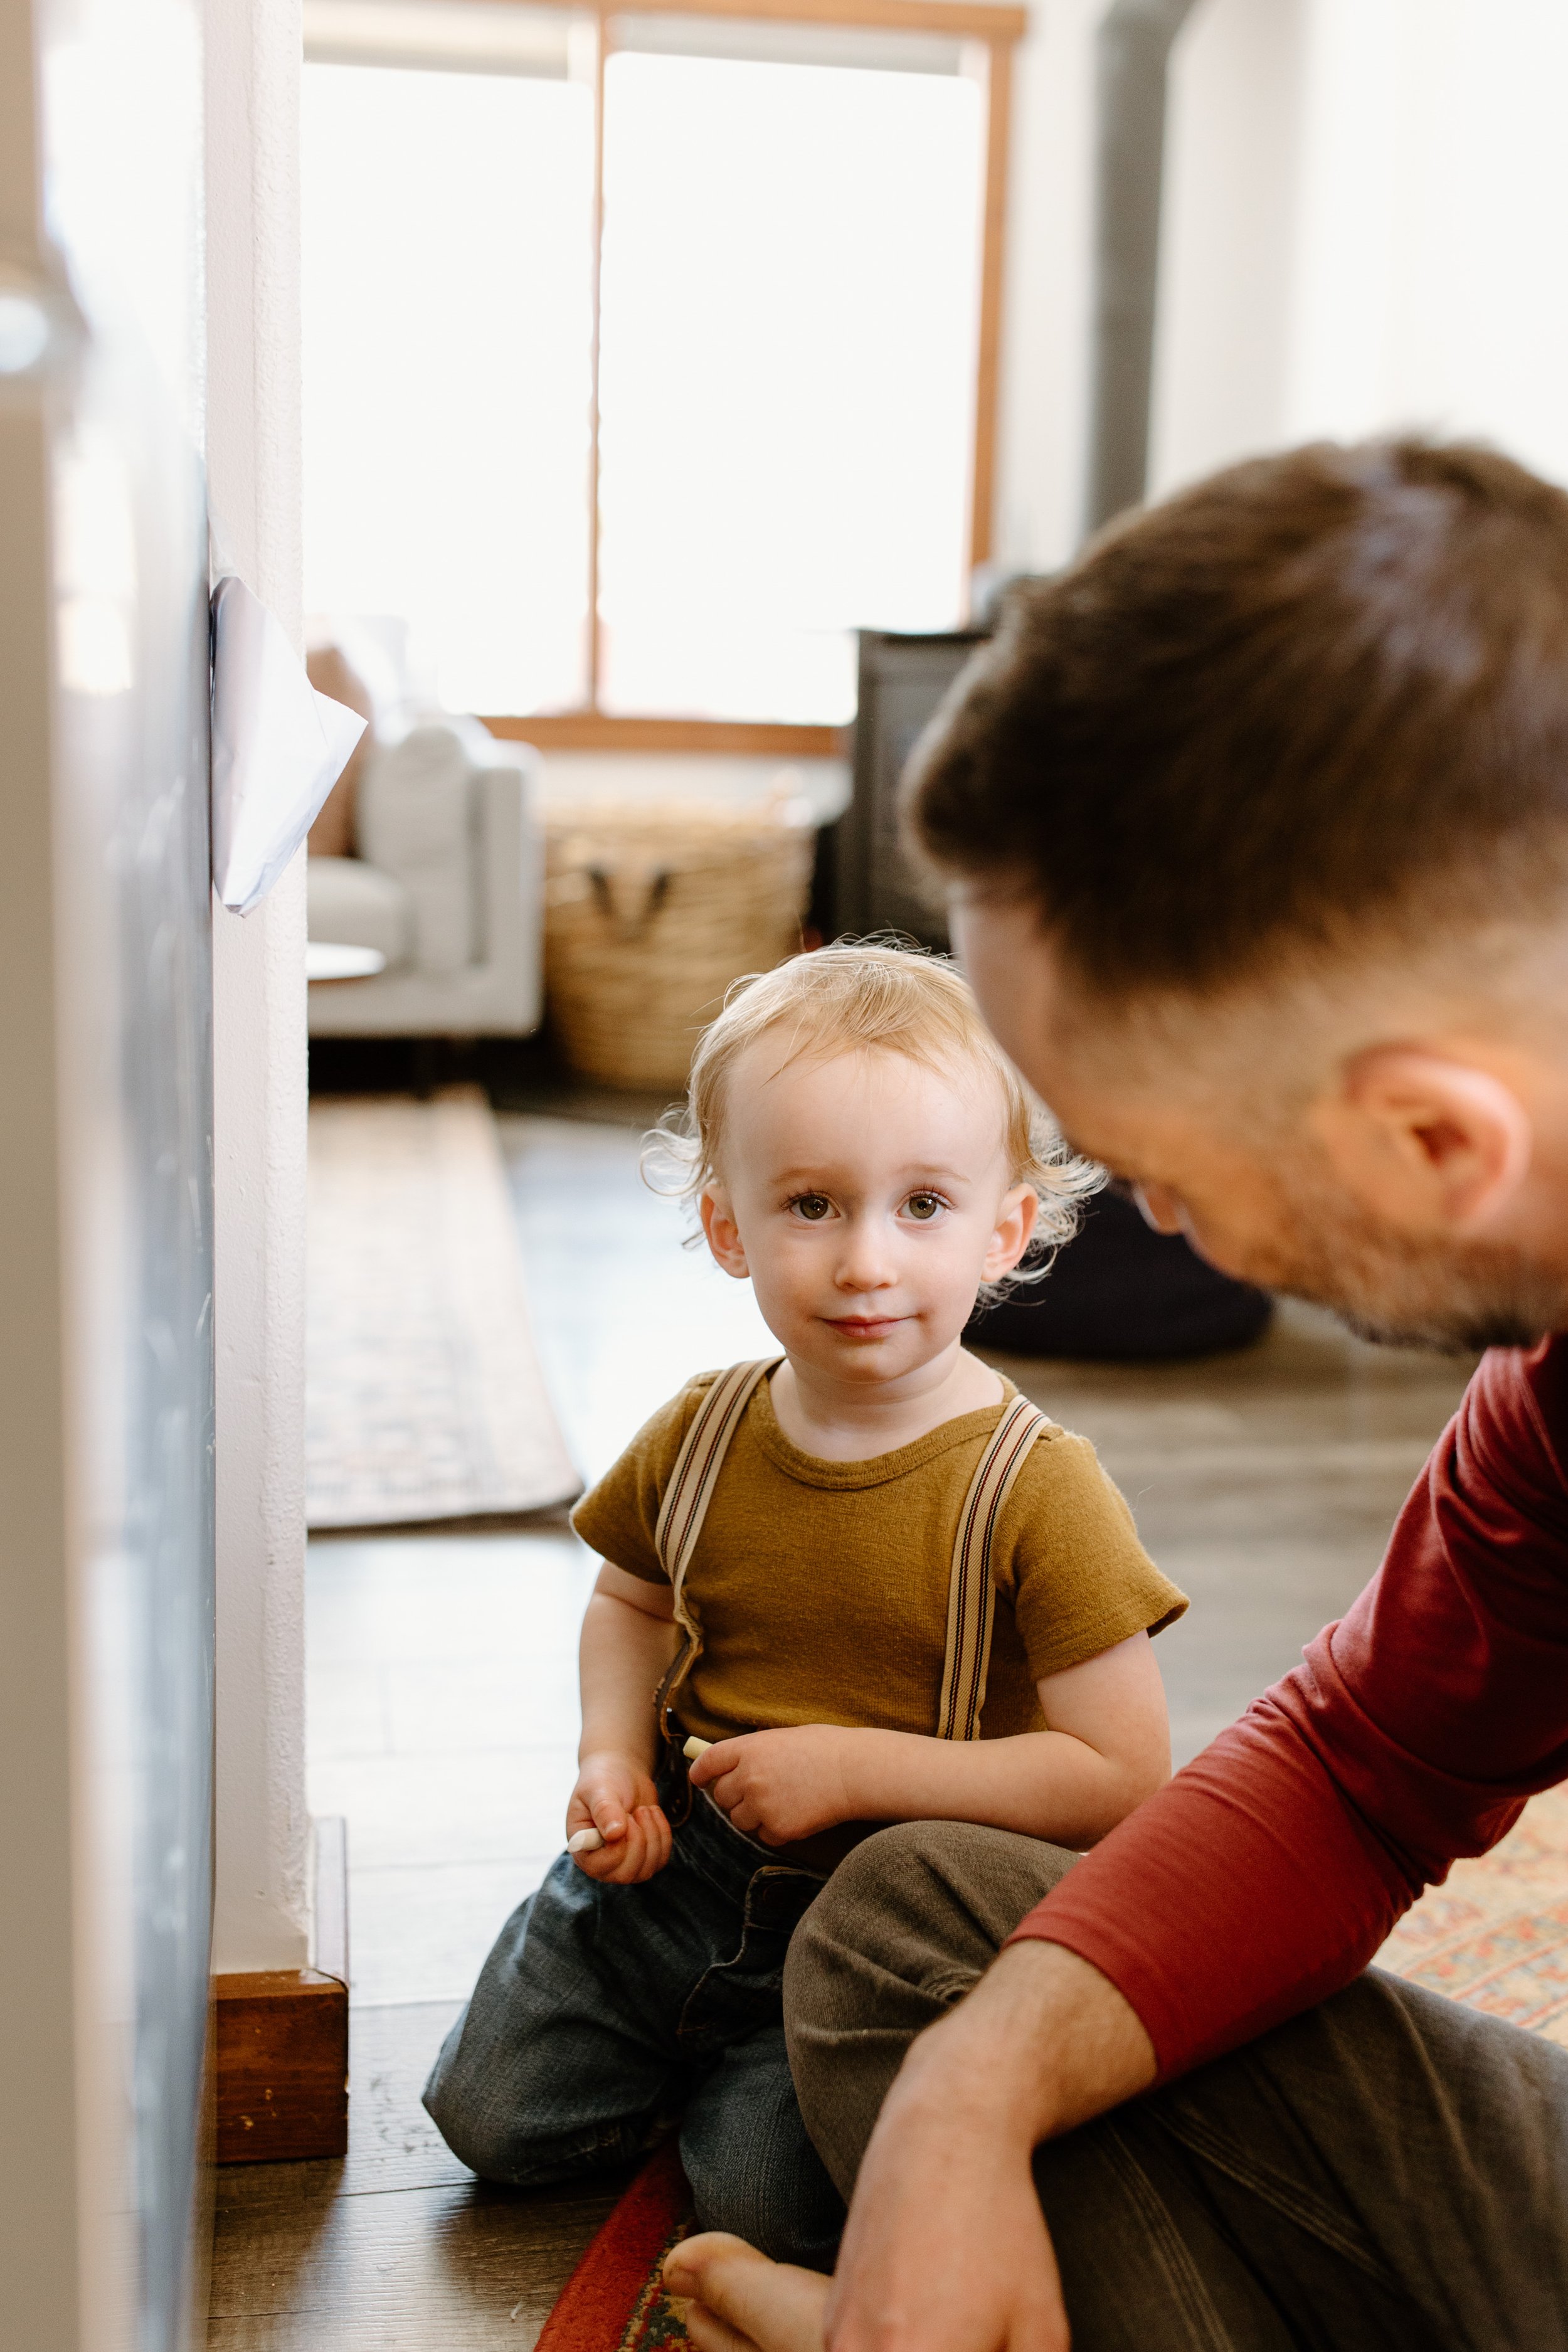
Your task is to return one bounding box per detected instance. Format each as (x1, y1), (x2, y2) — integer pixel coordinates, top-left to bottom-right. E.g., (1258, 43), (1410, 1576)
(318, 0), (1027, 752)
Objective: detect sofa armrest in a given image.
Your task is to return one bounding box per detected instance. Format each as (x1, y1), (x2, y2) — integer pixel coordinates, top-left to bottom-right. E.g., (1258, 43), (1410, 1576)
(307, 731), (543, 1037)
(472, 740), (543, 1030)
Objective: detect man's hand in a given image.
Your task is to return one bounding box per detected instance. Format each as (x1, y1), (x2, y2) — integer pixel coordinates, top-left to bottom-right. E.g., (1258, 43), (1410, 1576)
(689, 1726), (856, 1845)
(567, 1749), (670, 1883)
(823, 2055), (1067, 2351)
(822, 1942), (1155, 2352)
(650, 1946), (1155, 2352)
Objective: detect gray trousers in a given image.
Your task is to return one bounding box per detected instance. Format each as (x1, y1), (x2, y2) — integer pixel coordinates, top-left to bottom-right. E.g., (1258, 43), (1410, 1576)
(784, 1822), (1568, 2350)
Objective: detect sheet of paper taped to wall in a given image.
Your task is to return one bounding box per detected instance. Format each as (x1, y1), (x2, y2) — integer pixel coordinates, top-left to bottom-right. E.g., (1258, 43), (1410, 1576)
(210, 571), (366, 914)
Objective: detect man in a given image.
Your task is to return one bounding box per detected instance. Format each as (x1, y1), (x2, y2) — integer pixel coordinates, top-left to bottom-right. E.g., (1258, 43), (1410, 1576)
(664, 440), (1568, 2349)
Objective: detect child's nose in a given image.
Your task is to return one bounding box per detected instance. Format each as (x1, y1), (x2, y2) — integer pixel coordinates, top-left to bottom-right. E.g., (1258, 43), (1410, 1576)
(834, 1217), (897, 1290)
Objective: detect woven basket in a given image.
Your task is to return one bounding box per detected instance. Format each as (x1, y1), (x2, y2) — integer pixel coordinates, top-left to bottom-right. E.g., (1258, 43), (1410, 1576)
(544, 797), (817, 1090)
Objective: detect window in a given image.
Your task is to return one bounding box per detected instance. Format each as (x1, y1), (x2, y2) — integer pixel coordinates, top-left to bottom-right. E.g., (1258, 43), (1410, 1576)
(302, 0), (1022, 744)
(301, 16), (596, 714)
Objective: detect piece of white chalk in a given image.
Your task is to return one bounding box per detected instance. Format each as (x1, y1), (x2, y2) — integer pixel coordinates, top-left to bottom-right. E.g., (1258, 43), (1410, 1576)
(682, 1735), (713, 1761)
(567, 1826), (605, 1855)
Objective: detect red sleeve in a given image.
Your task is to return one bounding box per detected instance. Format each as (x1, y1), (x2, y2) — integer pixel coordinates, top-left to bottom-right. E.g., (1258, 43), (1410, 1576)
(1007, 1335), (1568, 2079)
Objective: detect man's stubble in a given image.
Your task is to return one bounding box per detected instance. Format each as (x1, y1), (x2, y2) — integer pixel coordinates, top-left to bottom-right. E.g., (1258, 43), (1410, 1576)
(1238, 1154), (1568, 1354)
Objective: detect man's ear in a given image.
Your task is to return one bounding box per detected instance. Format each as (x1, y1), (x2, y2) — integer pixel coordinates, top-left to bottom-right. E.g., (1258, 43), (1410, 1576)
(699, 1186), (750, 1279)
(1310, 1049), (1534, 1232)
(982, 1183), (1041, 1281)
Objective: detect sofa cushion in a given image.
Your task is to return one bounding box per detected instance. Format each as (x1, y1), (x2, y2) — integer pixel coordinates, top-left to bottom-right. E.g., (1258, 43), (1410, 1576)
(354, 721), (481, 975)
(307, 856), (413, 969)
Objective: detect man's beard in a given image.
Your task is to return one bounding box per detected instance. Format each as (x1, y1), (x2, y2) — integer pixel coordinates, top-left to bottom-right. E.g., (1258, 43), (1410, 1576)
(1244, 1171), (1568, 1355)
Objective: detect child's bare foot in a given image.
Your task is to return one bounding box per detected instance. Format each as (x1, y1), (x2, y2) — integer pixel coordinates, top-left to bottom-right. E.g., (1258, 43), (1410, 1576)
(663, 2231), (829, 2352)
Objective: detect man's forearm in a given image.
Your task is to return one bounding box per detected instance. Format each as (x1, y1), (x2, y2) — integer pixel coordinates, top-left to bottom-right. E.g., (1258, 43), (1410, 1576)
(815, 1942), (1158, 2352)
(894, 1937), (1157, 2148)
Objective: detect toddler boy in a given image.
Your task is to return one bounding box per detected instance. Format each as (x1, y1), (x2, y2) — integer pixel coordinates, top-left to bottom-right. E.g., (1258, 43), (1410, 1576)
(423, 945), (1185, 2265)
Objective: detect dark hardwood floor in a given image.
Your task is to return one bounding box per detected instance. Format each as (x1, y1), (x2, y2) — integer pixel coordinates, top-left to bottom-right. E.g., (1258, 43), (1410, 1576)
(209, 2001), (626, 2348)
(209, 1106), (1474, 2345)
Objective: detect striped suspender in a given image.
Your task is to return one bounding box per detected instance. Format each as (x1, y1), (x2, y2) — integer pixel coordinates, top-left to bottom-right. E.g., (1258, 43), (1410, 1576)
(936, 1394), (1047, 1742)
(650, 1360), (1044, 1749)
(653, 1357), (780, 1740)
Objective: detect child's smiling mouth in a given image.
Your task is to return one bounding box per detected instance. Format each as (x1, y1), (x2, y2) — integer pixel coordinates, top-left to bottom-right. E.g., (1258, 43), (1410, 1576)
(825, 1314), (908, 1338)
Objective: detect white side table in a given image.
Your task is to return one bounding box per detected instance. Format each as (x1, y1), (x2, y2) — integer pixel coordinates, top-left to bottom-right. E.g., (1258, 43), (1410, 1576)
(307, 942), (387, 983)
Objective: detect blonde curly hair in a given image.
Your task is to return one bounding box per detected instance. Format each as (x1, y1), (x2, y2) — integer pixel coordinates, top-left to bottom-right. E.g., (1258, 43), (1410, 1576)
(644, 940), (1102, 1290)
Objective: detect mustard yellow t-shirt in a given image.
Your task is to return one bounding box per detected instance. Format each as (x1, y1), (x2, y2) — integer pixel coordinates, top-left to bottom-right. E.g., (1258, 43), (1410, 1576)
(571, 1369), (1185, 1759)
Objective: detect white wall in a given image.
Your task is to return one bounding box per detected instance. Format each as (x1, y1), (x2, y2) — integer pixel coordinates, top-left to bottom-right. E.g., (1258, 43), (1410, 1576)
(206, 0), (312, 1974)
(991, 0), (1105, 571)
(1148, 0), (1568, 499)
(1287, 0), (1568, 482)
(1148, 0), (1306, 496)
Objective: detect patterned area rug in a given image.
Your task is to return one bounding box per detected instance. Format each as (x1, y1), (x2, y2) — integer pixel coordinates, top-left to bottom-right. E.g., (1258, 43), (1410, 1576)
(306, 1088), (580, 1528)
(533, 1790), (1568, 2348)
(534, 2144), (693, 2351)
(1380, 1781), (1568, 2043)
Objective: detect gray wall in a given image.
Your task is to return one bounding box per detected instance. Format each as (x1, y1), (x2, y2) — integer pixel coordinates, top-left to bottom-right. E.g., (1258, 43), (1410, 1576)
(0, 2), (214, 2344)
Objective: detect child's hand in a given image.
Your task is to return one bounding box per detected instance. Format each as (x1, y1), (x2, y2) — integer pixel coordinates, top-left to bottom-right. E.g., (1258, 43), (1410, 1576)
(689, 1726), (856, 1846)
(568, 1751), (671, 1883)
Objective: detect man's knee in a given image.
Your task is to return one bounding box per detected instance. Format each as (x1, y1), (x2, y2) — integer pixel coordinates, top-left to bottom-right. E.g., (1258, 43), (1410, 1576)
(788, 1819), (1075, 2029)
(785, 1821), (1074, 2194)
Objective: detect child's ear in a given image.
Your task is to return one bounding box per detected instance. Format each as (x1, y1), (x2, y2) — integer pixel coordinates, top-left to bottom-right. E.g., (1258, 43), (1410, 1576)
(699, 1186), (750, 1280)
(983, 1183), (1039, 1280)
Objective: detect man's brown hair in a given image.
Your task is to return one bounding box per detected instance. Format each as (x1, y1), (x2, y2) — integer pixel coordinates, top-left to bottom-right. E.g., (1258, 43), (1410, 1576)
(906, 439), (1568, 999)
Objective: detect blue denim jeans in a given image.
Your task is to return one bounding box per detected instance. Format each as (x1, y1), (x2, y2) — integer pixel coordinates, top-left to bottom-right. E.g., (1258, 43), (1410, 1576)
(422, 1779), (846, 2267)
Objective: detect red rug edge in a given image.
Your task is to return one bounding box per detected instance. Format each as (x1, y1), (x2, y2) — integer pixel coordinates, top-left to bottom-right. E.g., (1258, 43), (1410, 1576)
(534, 2142), (692, 2352)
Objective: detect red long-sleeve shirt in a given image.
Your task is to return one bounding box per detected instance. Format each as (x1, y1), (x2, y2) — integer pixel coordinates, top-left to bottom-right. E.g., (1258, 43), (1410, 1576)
(1009, 1335), (1568, 2077)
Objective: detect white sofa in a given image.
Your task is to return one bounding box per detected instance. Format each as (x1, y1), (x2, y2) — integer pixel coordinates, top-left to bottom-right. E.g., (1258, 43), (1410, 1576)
(307, 716), (543, 1037)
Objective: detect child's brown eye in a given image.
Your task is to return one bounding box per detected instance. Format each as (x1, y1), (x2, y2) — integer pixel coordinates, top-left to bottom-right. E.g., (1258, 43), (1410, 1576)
(793, 1194), (832, 1221)
(906, 1194), (943, 1221)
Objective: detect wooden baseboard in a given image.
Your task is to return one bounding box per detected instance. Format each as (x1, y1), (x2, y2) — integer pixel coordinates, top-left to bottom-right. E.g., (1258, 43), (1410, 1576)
(215, 1816), (349, 2164)
(189, 1984), (216, 2336)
